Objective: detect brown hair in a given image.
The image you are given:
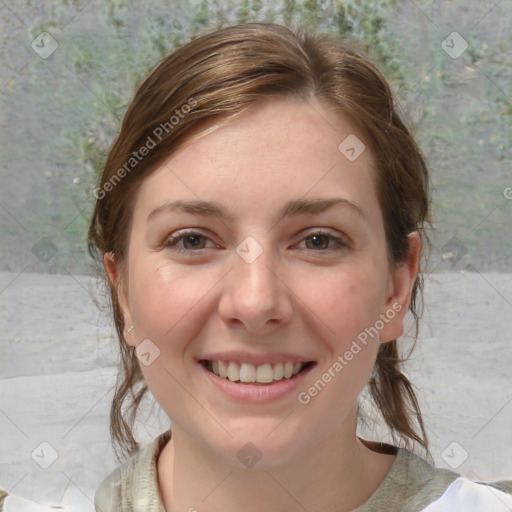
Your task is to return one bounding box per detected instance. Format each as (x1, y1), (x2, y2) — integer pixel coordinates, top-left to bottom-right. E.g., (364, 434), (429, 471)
(88, 22), (431, 460)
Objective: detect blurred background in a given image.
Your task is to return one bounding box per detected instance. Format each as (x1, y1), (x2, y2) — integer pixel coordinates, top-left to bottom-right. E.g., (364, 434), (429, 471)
(1, 0), (511, 275)
(1, 1), (511, 510)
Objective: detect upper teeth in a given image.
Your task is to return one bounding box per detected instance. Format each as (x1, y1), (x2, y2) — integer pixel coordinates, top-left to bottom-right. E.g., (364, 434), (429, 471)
(209, 361), (305, 383)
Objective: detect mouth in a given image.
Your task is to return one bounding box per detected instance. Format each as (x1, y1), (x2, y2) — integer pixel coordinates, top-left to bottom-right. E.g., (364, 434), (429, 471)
(199, 359), (316, 385)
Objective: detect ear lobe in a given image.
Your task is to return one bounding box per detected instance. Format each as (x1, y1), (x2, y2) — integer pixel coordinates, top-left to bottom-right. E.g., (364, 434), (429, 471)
(104, 252), (136, 347)
(379, 232), (421, 343)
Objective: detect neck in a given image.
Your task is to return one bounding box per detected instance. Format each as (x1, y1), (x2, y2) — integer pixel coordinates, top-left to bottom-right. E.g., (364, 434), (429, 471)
(157, 410), (396, 512)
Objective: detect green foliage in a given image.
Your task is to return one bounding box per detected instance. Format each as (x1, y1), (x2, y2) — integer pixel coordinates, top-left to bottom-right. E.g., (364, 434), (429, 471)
(3, 0), (510, 272)
(35, 0), (412, 183)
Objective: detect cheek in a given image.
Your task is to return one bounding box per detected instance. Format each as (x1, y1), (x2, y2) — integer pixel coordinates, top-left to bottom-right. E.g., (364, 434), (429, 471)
(297, 267), (385, 393)
(307, 266), (388, 340)
(126, 263), (217, 417)
(129, 262), (205, 337)
(296, 273), (382, 415)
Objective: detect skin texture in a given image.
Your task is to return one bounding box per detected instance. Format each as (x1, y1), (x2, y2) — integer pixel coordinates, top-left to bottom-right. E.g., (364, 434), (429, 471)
(105, 96), (420, 512)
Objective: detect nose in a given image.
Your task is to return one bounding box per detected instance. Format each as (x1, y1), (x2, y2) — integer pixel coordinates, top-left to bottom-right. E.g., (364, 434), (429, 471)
(217, 239), (294, 333)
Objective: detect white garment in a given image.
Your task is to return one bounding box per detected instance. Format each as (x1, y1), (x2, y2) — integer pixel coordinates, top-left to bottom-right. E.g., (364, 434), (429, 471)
(2, 495), (68, 511)
(423, 477), (512, 512)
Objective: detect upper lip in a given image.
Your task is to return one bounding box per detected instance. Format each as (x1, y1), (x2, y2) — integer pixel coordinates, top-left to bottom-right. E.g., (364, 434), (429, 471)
(198, 351), (316, 366)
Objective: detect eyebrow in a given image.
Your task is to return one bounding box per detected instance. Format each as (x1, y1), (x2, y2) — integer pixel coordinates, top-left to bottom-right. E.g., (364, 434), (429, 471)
(147, 197), (365, 223)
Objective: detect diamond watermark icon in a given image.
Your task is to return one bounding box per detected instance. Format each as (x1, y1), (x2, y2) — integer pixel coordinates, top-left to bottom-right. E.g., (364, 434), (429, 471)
(31, 32), (59, 59)
(441, 32), (468, 59)
(236, 236), (263, 264)
(32, 237), (58, 263)
(441, 441), (469, 469)
(31, 441), (59, 469)
(135, 339), (161, 366)
(441, 236), (467, 268)
(237, 442), (262, 468)
(338, 134), (365, 162)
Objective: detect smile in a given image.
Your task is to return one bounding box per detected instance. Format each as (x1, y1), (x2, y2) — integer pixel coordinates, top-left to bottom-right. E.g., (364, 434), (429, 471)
(201, 360), (315, 385)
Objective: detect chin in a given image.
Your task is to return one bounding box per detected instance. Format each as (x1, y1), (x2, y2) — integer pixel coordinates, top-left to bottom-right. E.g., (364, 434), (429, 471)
(215, 420), (311, 470)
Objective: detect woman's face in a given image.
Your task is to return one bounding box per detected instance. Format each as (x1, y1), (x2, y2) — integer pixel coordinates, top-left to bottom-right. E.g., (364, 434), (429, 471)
(109, 96), (416, 468)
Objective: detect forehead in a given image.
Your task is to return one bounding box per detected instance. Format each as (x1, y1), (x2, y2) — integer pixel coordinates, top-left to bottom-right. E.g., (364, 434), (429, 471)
(134, 96), (380, 225)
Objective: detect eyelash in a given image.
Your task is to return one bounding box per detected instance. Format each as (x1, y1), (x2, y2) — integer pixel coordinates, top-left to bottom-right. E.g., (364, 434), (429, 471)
(162, 229), (348, 255)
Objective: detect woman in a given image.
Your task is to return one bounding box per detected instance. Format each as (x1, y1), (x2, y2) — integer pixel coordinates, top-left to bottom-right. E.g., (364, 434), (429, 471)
(87, 22), (512, 512)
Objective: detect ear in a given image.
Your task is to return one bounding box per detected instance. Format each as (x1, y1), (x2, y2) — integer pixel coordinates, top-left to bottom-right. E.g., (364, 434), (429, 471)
(378, 232), (421, 343)
(104, 252), (137, 347)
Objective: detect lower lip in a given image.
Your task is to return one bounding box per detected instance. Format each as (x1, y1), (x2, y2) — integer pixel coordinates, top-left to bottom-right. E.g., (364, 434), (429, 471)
(199, 362), (315, 402)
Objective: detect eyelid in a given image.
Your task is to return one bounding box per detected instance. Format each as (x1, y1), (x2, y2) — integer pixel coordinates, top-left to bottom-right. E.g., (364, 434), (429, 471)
(162, 229), (217, 252)
(163, 227), (350, 255)
(295, 228), (350, 250)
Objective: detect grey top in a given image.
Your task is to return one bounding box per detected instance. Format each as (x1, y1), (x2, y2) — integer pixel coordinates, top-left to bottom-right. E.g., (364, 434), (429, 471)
(93, 430), (512, 512)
